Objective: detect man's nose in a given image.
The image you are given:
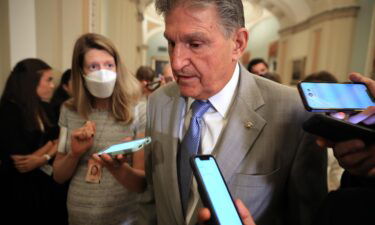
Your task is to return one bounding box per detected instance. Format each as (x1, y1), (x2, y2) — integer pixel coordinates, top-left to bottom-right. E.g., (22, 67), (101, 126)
(170, 45), (189, 72)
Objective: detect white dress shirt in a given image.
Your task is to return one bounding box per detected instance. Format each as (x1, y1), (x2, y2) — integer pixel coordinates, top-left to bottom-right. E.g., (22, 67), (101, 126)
(179, 63), (240, 223)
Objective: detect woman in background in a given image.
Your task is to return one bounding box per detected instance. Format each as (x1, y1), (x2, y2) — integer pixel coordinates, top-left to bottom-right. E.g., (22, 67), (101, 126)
(135, 65), (160, 97)
(50, 68), (73, 121)
(0, 58), (68, 224)
(53, 33), (146, 225)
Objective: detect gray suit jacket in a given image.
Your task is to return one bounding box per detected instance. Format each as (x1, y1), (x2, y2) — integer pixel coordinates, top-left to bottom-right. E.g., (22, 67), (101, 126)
(139, 65), (327, 225)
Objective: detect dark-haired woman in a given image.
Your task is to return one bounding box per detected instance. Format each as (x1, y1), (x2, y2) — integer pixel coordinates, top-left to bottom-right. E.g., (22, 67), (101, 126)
(0, 58), (68, 224)
(50, 68), (73, 121)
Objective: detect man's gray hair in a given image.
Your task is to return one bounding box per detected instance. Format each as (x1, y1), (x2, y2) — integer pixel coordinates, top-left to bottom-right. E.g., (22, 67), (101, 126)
(155, 0), (245, 37)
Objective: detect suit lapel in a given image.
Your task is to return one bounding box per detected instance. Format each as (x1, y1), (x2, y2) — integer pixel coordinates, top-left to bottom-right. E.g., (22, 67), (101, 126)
(189, 66), (267, 219)
(163, 66), (267, 223)
(214, 66), (267, 182)
(161, 89), (186, 224)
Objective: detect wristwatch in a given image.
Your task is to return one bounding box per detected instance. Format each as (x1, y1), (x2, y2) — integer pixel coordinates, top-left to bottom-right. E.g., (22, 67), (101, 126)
(43, 154), (51, 161)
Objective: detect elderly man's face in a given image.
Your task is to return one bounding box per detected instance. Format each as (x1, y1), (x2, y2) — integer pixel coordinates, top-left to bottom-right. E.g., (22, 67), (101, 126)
(164, 5), (240, 99)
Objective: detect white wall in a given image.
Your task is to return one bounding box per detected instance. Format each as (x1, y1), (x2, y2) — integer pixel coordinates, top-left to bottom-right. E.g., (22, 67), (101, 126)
(146, 31), (169, 66)
(247, 16), (280, 61)
(102, 0), (141, 74)
(349, 0), (375, 74)
(61, 0), (84, 71)
(1, 0), (142, 83)
(35, 0), (62, 72)
(278, 6), (358, 84)
(0, 0), (11, 94)
(321, 17), (356, 81)
(8, 0), (37, 67)
(278, 30), (310, 84)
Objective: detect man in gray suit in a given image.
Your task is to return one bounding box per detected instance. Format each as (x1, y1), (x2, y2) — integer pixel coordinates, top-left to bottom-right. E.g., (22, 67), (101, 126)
(141, 0), (327, 224)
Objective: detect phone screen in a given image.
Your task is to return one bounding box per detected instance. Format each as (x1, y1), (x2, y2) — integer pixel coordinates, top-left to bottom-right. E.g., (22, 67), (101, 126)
(193, 156), (243, 225)
(299, 82), (375, 111)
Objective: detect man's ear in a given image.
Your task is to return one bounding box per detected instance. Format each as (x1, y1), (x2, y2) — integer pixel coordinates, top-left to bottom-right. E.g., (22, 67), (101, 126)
(232, 28), (249, 61)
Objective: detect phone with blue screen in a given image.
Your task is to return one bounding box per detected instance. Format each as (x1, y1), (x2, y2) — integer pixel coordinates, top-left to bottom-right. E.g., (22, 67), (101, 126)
(97, 137), (151, 156)
(297, 82), (375, 112)
(190, 155), (243, 225)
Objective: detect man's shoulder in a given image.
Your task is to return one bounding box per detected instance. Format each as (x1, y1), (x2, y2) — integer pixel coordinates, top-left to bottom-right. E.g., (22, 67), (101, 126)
(148, 82), (180, 103)
(238, 69), (298, 103)
(251, 75), (298, 101)
(241, 73), (308, 120)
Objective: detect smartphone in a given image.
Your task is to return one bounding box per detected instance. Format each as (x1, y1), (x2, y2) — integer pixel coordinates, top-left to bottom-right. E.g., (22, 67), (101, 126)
(303, 114), (375, 143)
(297, 82), (375, 112)
(97, 137), (151, 156)
(190, 155), (243, 225)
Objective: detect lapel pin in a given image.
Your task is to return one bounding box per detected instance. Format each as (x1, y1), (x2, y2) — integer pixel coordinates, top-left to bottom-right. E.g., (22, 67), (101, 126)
(244, 121), (253, 129)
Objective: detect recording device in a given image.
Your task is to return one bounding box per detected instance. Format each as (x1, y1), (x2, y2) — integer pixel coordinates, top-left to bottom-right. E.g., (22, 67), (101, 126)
(303, 114), (375, 143)
(297, 82), (375, 112)
(97, 137), (151, 156)
(190, 155), (243, 225)
(146, 79), (161, 91)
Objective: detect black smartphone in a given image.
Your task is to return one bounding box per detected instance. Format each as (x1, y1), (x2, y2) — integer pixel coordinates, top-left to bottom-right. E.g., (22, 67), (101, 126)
(303, 114), (375, 143)
(190, 155), (243, 225)
(297, 82), (375, 112)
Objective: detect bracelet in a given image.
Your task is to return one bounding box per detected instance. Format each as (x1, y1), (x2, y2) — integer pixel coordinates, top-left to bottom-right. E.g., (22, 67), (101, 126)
(43, 154), (51, 161)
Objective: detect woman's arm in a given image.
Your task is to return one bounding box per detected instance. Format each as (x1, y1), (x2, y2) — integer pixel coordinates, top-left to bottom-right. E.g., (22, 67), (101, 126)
(52, 151), (81, 183)
(32, 140), (54, 156)
(11, 141), (55, 173)
(53, 122), (95, 183)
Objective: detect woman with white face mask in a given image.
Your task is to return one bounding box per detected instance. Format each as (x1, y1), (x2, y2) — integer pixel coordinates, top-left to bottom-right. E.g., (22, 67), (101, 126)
(52, 33), (146, 225)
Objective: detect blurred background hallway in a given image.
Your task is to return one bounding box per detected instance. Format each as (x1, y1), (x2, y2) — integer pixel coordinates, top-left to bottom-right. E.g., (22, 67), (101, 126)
(0, 0), (374, 90)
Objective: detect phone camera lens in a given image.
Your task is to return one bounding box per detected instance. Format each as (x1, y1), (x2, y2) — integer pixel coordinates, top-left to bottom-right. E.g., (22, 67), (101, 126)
(308, 93), (314, 97)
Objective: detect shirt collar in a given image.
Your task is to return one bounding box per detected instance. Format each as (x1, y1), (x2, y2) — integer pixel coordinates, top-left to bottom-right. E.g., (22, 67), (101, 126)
(186, 63), (240, 117)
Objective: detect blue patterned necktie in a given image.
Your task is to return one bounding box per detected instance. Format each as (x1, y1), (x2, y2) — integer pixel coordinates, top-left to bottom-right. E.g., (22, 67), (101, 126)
(178, 100), (212, 215)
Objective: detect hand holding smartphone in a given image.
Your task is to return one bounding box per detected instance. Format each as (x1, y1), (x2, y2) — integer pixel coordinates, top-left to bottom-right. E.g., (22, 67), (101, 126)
(190, 155), (243, 225)
(303, 114), (375, 143)
(297, 82), (375, 112)
(97, 137), (151, 156)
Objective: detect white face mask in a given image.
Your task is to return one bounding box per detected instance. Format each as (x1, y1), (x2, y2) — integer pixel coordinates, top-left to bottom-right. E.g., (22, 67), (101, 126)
(84, 69), (117, 98)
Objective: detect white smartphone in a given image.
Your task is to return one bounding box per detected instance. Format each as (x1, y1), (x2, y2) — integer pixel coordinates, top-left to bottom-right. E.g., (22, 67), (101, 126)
(190, 155), (243, 225)
(97, 137), (151, 156)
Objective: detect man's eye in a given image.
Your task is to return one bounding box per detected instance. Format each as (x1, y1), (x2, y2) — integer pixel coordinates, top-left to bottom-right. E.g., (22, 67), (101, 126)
(107, 63), (115, 68)
(190, 43), (202, 48)
(168, 41), (175, 48)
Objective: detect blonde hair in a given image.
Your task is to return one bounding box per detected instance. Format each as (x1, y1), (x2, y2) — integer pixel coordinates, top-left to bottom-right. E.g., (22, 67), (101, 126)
(67, 33), (141, 123)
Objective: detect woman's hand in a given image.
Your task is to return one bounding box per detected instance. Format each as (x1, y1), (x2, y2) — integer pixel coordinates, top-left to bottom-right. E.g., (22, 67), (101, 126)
(92, 136), (133, 172)
(92, 153), (129, 172)
(11, 154), (46, 173)
(70, 121), (96, 158)
(91, 136), (147, 192)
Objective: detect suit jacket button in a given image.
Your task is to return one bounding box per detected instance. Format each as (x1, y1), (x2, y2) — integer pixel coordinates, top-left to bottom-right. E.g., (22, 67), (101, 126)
(244, 121), (253, 129)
